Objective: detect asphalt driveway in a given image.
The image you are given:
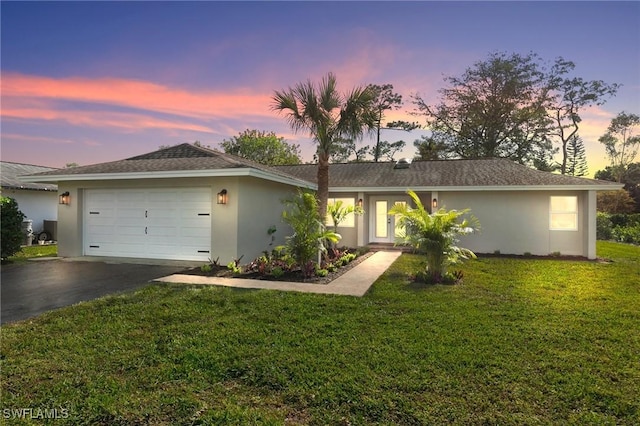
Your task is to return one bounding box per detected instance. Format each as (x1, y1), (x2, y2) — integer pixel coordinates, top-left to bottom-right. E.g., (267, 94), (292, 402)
(1, 259), (190, 324)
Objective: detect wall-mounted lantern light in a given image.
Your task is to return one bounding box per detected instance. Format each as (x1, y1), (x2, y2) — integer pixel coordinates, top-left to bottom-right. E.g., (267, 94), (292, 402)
(357, 198), (363, 208)
(432, 198), (438, 209)
(59, 191), (70, 205)
(217, 189), (228, 205)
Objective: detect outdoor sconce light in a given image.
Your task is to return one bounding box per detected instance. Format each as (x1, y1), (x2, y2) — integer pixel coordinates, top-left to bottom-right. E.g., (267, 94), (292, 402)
(432, 198), (438, 209)
(59, 191), (70, 205)
(357, 198), (363, 208)
(217, 189), (228, 205)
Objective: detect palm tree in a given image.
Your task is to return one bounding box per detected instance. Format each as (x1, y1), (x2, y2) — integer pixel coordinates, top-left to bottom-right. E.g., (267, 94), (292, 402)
(389, 190), (479, 283)
(272, 72), (376, 221)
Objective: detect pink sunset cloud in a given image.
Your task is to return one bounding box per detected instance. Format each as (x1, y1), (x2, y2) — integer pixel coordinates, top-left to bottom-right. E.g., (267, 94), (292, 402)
(1, 72), (274, 122)
(2, 104), (214, 134)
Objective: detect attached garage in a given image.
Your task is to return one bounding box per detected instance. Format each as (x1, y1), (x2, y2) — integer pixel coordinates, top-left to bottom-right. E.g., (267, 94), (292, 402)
(84, 188), (212, 261)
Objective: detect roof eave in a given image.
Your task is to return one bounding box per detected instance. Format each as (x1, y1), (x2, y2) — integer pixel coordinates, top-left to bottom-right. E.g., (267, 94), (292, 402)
(20, 168), (318, 189)
(328, 184), (624, 192)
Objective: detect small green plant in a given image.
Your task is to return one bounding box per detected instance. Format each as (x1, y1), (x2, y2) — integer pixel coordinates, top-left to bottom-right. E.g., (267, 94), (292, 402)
(524, 252), (532, 257)
(272, 245), (287, 258)
(227, 261), (242, 274)
(550, 251), (562, 257)
(326, 262), (336, 272)
(413, 269), (464, 285)
(227, 255), (244, 274)
(270, 266), (284, 278)
(201, 264), (212, 273)
(315, 268), (329, 277)
(493, 249), (501, 255)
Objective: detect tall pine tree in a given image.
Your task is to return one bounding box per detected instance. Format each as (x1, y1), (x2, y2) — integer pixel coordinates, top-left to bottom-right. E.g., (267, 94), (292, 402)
(566, 135), (588, 176)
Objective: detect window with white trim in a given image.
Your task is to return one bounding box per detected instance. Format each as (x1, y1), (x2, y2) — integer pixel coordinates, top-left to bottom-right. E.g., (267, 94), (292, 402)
(326, 198), (356, 228)
(550, 196), (578, 231)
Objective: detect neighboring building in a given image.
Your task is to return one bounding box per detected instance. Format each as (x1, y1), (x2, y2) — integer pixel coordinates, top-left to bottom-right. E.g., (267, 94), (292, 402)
(21, 143), (622, 262)
(1, 161), (59, 240)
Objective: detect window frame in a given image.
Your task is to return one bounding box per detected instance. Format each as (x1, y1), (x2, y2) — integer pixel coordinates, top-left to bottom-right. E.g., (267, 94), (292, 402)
(326, 197), (357, 228)
(549, 196), (578, 231)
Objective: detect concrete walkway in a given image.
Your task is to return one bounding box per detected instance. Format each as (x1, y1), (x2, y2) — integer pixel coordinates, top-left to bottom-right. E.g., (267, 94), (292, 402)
(154, 251), (402, 297)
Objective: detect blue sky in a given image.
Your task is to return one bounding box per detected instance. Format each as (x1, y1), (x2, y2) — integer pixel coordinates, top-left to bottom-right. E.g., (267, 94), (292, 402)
(1, 1), (639, 175)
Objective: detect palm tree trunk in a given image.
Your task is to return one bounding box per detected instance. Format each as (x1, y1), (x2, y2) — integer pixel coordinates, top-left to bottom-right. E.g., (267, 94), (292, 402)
(317, 153), (330, 225)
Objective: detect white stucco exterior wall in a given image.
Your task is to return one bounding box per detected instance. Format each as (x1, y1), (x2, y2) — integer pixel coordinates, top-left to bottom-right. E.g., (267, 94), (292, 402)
(439, 190), (591, 257)
(236, 177), (297, 263)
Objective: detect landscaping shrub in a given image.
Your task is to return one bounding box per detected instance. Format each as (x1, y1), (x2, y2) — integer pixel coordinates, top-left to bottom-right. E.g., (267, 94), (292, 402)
(281, 190), (340, 277)
(597, 212), (640, 245)
(597, 212), (613, 240)
(1, 196), (25, 259)
(390, 189), (479, 284)
(612, 224), (640, 244)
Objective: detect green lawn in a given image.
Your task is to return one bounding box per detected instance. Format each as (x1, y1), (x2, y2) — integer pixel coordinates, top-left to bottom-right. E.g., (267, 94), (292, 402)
(1, 241), (638, 425)
(5, 244), (57, 263)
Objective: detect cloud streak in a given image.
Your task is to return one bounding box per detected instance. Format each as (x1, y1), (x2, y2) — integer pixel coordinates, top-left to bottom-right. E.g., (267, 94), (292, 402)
(1, 72), (275, 122)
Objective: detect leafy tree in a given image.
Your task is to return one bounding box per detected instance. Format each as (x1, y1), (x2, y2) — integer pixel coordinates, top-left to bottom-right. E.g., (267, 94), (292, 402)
(328, 138), (368, 163)
(281, 190), (340, 277)
(413, 52), (552, 165)
(368, 140), (407, 161)
(330, 138), (407, 163)
(221, 129), (302, 165)
(546, 58), (618, 175)
(531, 149), (560, 172)
(597, 190), (636, 214)
(599, 112), (640, 182)
(413, 135), (450, 160)
(565, 134), (588, 177)
(272, 72), (376, 221)
(367, 83), (419, 162)
(389, 190), (478, 283)
(1, 196), (26, 259)
(595, 162), (640, 212)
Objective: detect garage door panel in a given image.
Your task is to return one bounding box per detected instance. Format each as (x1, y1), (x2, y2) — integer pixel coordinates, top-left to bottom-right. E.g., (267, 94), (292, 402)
(181, 227), (209, 238)
(85, 188), (211, 261)
(115, 225), (146, 237)
(86, 242), (148, 257)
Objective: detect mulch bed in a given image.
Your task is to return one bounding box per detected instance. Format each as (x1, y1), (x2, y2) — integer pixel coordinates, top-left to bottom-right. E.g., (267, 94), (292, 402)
(181, 251), (374, 285)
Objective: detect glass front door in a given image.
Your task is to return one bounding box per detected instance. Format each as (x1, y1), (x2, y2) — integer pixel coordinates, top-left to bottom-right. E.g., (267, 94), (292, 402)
(369, 196), (408, 243)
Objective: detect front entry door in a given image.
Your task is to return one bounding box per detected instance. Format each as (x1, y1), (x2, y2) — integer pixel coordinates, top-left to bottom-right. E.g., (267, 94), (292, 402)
(369, 196), (408, 243)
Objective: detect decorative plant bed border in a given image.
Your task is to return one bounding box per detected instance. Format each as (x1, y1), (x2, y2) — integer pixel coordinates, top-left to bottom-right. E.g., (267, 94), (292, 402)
(182, 251), (373, 285)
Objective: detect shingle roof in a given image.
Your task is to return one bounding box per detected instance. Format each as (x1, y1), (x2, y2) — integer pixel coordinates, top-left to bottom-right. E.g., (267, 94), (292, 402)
(276, 158), (620, 189)
(24, 143), (310, 185)
(21, 143), (620, 191)
(1, 162), (58, 191)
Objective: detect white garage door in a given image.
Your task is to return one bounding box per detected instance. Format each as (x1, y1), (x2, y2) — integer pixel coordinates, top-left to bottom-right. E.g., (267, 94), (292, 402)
(84, 188), (212, 261)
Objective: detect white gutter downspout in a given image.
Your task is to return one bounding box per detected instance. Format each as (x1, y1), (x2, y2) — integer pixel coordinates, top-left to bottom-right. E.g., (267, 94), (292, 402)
(587, 190), (597, 260)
